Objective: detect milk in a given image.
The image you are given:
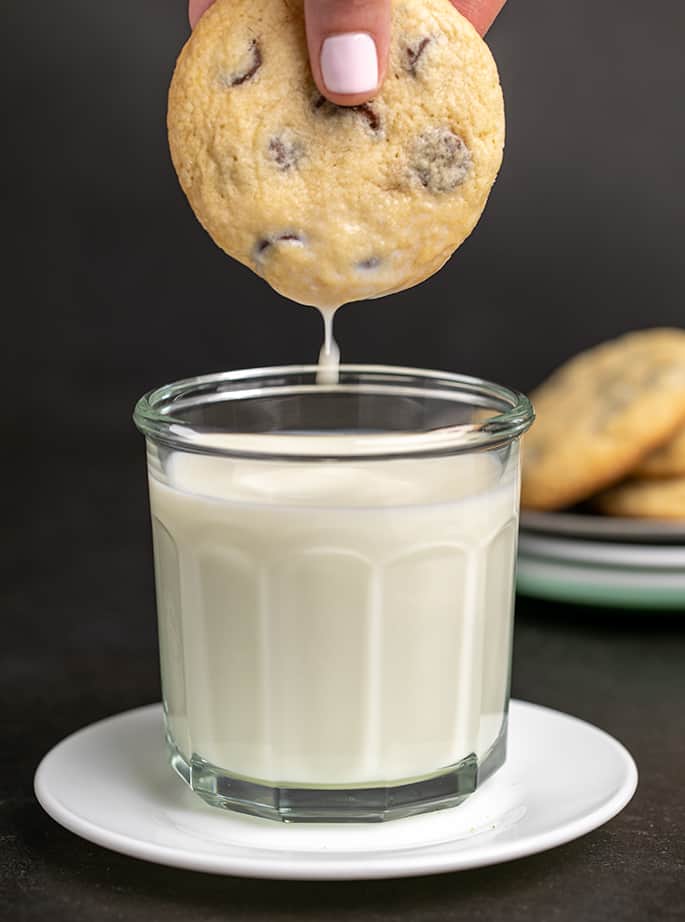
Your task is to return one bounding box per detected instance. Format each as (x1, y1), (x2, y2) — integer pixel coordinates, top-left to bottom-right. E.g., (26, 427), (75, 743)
(316, 307), (340, 385)
(149, 443), (519, 787)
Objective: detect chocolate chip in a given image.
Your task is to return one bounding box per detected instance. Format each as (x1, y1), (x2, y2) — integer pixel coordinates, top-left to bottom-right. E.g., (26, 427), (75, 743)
(312, 95), (382, 134)
(404, 38), (431, 76)
(355, 103), (381, 133)
(410, 128), (471, 193)
(357, 256), (381, 270)
(590, 363), (674, 430)
(267, 134), (304, 171)
(591, 389), (637, 430)
(223, 39), (262, 87)
(254, 232), (304, 261)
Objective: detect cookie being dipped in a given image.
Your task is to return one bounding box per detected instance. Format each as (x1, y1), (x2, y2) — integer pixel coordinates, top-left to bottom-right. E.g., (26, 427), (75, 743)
(168, 0), (505, 308)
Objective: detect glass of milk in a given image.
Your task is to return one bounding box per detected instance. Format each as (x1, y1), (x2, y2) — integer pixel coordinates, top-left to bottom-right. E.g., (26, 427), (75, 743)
(134, 366), (534, 822)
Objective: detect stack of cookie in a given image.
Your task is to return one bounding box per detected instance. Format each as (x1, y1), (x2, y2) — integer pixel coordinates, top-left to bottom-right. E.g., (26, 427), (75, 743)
(521, 329), (685, 520)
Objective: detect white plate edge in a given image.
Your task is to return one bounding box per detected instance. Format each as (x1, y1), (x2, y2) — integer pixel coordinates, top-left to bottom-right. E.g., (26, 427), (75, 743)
(33, 701), (639, 880)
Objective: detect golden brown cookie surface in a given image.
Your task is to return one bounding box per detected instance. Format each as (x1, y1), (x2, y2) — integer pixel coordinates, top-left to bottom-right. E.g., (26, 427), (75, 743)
(633, 424), (685, 479)
(594, 476), (685, 520)
(521, 329), (685, 511)
(168, 0), (504, 308)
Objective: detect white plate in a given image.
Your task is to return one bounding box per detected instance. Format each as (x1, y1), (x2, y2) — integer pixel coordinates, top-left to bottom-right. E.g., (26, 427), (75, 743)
(518, 554), (685, 609)
(34, 701), (637, 880)
(518, 533), (685, 570)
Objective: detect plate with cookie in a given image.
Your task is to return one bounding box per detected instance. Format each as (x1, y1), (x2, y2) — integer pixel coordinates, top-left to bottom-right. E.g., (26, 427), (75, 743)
(518, 328), (685, 610)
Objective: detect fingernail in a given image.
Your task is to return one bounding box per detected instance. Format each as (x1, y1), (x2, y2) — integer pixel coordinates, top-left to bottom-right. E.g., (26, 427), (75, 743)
(320, 33), (378, 96)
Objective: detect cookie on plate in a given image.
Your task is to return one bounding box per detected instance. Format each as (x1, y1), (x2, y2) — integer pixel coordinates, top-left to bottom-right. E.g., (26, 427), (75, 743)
(594, 476), (685, 520)
(168, 0), (504, 308)
(632, 424), (685, 479)
(521, 328), (685, 511)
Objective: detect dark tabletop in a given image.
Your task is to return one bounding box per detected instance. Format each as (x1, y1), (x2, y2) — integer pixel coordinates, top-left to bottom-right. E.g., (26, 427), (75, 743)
(4, 435), (685, 922)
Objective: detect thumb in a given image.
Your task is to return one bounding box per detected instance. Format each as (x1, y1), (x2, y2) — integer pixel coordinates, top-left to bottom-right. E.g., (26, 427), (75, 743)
(451, 0), (507, 35)
(188, 0), (214, 29)
(305, 0), (390, 106)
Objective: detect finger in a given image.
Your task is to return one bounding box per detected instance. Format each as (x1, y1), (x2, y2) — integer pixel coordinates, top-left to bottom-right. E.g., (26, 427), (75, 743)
(451, 0), (507, 35)
(305, 0), (391, 106)
(189, 0), (214, 29)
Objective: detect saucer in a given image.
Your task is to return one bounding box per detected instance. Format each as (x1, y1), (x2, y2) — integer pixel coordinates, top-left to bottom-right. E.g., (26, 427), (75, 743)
(34, 700), (637, 880)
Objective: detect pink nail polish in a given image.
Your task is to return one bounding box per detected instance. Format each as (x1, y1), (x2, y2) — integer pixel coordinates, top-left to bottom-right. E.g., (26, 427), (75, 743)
(320, 33), (378, 96)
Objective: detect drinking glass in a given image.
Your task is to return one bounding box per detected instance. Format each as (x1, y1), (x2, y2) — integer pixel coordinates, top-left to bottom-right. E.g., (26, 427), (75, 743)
(134, 366), (534, 822)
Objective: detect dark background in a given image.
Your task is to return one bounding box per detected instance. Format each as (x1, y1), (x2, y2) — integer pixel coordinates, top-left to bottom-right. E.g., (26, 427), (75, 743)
(7, 0), (685, 411)
(4, 0), (685, 919)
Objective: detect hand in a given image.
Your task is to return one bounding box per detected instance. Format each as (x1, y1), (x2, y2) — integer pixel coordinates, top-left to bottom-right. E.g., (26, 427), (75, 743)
(188, 1), (507, 106)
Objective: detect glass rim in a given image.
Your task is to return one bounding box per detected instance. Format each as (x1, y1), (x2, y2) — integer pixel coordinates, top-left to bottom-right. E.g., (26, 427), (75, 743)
(133, 364), (535, 460)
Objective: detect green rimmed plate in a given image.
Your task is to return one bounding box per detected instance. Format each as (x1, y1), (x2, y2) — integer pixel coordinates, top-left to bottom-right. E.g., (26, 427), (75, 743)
(517, 554), (685, 610)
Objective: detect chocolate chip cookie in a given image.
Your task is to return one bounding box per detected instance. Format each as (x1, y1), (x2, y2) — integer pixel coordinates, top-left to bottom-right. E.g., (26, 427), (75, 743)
(521, 329), (685, 511)
(633, 424), (685, 479)
(167, 0), (504, 308)
(594, 476), (685, 520)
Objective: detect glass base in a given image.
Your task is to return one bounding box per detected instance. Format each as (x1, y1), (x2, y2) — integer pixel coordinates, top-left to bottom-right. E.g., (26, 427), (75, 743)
(167, 720), (507, 823)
